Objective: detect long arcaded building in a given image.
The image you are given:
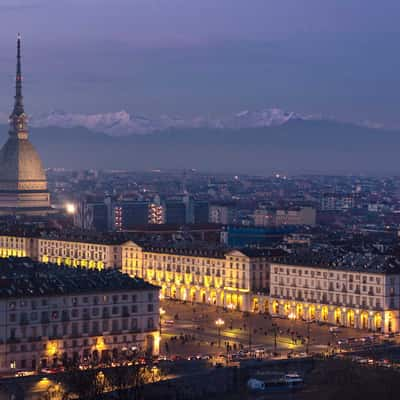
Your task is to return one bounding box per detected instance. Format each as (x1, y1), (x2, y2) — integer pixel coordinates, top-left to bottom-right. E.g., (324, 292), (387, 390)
(0, 230), (399, 333)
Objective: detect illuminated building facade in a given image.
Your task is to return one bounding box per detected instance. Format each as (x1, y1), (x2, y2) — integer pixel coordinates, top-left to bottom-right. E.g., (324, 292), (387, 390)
(122, 245), (271, 311)
(266, 261), (400, 333)
(0, 260), (160, 372)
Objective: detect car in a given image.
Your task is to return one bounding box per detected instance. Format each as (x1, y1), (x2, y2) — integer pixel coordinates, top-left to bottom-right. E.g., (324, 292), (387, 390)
(41, 368), (61, 374)
(164, 320), (175, 325)
(329, 326), (340, 333)
(15, 370), (36, 377)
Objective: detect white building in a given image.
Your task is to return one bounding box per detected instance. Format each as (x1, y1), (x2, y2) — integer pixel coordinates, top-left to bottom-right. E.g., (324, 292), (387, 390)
(266, 253), (400, 333)
(0, 259), (160, 372)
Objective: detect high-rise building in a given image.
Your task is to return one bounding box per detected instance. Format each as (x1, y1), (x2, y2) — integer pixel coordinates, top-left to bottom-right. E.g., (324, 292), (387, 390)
(112, 201), (165, 231)
(193, 201), (210, 224)
(165, 201), (186, 224)
(0, 35), (51, 216)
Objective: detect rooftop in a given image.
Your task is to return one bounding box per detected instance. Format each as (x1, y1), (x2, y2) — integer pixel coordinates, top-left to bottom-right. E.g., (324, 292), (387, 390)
(0, 257), (157, 298)
(272, 246), (400, 274)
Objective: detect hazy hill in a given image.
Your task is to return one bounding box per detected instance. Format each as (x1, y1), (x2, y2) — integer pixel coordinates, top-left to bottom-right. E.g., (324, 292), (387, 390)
(0, 120), (398, 174)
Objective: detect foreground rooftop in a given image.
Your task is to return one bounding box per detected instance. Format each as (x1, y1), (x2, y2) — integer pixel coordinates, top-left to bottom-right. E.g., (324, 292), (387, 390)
(0, 257), (157, 298)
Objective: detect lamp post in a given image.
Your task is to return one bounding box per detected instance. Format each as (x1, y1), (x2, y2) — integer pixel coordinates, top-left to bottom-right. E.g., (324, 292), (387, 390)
(288, 312), (296, 344)
(159, 307), (166, 336)
(215, 318), (225, 348)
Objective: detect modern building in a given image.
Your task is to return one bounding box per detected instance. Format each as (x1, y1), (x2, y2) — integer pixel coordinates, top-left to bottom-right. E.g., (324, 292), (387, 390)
(112, 201), (165, 231)
(164, 201), (186, 225)
(0, 258), (160, 372)
(209, 204), (235, 225)
(75, 198), (109, 231)
(0, 36), (52, 216)
(193, 201), (209, 224)
(253, 207), (316, 227)
(321, 193), (355, 211)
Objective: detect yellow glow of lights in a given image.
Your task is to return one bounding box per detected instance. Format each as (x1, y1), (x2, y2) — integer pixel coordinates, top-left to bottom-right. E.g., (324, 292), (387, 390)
(46, 341), (58, 357)
(95, 337), (106, 352)
(288, 312), (296, 320)
(215, 318), (225, 327)
(65, 203), (76, 215)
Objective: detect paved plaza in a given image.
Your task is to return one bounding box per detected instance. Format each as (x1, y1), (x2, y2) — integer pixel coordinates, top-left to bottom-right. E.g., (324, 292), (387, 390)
(160, 299), (375, 358)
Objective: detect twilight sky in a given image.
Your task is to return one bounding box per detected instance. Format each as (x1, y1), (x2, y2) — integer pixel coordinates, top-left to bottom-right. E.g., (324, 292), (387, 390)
(0, 0), (400, 126)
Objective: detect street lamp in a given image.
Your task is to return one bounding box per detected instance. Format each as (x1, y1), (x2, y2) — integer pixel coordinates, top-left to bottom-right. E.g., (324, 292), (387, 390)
(65, 203), (76, 215)
(215, 318), (225, 347)
(159, 307), (166, 335)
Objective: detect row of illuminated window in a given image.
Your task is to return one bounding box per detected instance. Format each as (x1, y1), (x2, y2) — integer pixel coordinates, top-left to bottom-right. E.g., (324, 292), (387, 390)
(9, 303), (155, 323)
(8, 317), (155, 341)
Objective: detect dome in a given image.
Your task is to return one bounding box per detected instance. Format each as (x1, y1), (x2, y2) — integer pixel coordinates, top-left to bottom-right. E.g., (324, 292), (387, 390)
(0, 35), (51, 215)
(0, 137), (47, 190)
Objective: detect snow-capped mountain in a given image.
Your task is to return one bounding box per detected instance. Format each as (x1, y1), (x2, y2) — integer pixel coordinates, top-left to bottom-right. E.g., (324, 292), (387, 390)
(29, 107), (307, 136)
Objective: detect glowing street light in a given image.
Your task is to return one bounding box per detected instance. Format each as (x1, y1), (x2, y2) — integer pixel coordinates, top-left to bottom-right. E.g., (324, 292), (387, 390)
(215, 318), (225, 347)
(65, 203), (76, 215)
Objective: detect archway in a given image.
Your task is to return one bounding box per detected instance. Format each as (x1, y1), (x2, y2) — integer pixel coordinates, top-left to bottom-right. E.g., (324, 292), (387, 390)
(296, 304), (303, 319)
(360, 312), (368, 329)
(272, 300), (279, 314)
(388, 312), (393, 333)
(210, 291), (217, 305)
(321, 306), (328, 322)
(309, 305), (316, 320)
(180, 287), (187, 301)
(374, 313), (382, 332)
(145, 335), (155, 356)
(284, 303), (290, 316)
(334, 308), (341, 324)
(190, 288), (197, 302)
(347, 310), (355, 328)
(264, 300), (269, 313)
(201, 292), (206, 303)
(252, 298), (259, 312)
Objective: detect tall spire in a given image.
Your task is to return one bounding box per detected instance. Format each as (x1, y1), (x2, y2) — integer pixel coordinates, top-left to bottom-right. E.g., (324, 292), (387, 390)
(9, 33), (28, 138)
(14, 33), (24, 116)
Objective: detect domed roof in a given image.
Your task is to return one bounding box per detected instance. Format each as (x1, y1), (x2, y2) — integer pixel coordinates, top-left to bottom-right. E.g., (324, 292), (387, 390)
(0, 136), (47, 189)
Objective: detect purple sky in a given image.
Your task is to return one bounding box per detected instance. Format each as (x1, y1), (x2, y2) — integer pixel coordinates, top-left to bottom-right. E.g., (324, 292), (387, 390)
(0, 0), (400, 125)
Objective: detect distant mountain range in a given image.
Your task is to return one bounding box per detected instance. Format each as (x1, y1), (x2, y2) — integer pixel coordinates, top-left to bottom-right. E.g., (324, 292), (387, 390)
(0, 118), (398, 174)
(28, 108), (309, 136)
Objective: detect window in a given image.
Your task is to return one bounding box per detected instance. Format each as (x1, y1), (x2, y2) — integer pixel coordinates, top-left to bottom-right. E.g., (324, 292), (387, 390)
(147, 318), (154, 329)
(148, 293), (153, 302)
(131, 305), (138, 313)
(147, 304), (154, 312)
